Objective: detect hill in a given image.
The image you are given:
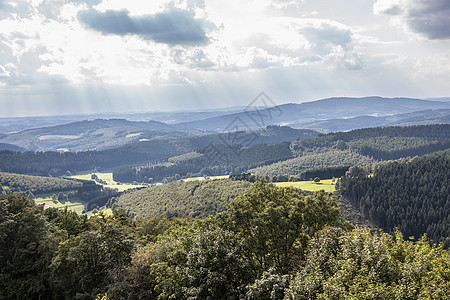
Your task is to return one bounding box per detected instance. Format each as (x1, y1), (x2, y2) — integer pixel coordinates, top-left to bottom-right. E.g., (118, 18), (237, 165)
(113, 178), (252, 219)
(0, 172), (82, 194)
(2, 97), (449, 151)
(0, 118), (203, 152)
(0, 143), (25, 152)
(250, 124), (450, 176)
(0, 126), (316, 176)
(296, 109), (450, 133)
(337, 149), (450, 247)
(113, 124), (450, 183)
(173, 97), (450, 131)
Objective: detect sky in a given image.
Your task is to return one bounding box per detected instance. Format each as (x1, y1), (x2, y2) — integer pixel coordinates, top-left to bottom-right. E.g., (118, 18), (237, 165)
(0, 0), (449, 117)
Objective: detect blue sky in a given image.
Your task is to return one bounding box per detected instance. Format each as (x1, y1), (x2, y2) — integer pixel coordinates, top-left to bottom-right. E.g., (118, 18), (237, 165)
(0, 0), (449, 117)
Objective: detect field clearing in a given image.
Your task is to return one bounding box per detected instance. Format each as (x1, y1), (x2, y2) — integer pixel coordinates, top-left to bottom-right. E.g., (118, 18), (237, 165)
(34, 198), (85, 214)
(182, 175), (229, 182)
(38, 134), (80, 140)
(274, 179), (336, 193)
(66, 172), (146, 191)
(89, 208), (114, 218)
(126, 132), (142, 138)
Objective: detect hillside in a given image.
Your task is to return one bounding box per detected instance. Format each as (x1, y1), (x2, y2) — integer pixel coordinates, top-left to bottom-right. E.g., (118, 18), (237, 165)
(0, 126), (316, 176)
(2, 97), (449, 152)
(0, 172), (82, 194)
(0, 118), (202, 152)
(251, 124), (450, 176)
(113, 179), (252, 219)
(296, 109), (450, 133)
(0, 143), (25, 152)
(337, 150), (450, 247)
(113, 141), (295, 183)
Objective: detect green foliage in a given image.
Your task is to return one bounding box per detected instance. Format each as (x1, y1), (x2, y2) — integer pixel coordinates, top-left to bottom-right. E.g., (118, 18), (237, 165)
(183, 228), (253, 299)
(50, 222), (135, 299)
(338, 150), (450, 246)
(0, 126), (315, 176)
(287, 227), (450, 299)
(251, 124), (450, 176)
(1, 181), (449, 299)
(246, 269), (290, 300)
(113, 142), (294, 183)
(0, 193), (51, 299)
(219, 180), (340, 274)
(250, 150), (376, 176)
(115, 179), (252, 219)
(0, 171), (82, 194)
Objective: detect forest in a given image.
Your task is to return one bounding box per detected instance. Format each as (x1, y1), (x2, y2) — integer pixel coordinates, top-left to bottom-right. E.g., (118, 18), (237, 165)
(0, 172), (82, 194)
(112, 179), (252, 219)
(338, 149), (450, 247)
(1, 181), (449, 300)
(114, 124), (450, 183)
(0, 126), (315, 177)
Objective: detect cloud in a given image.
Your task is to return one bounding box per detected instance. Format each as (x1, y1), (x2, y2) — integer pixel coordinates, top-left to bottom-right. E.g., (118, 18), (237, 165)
(78, 8), (209, 45)
(68, 0), (102, 5)
(374, 0), (450, 39)
(239, 18), (362, 71)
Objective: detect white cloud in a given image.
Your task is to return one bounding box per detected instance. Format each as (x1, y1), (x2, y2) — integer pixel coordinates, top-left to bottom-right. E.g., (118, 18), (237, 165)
(0, 0), (449, 116)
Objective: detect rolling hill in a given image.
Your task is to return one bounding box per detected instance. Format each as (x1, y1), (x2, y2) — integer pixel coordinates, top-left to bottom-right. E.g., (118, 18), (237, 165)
(0, 118), (202, 152)
(114, 124), (450, 183)
(296, 109), (450, 133)
(0, 126), (317, 176)
(172, 97), (450, 131)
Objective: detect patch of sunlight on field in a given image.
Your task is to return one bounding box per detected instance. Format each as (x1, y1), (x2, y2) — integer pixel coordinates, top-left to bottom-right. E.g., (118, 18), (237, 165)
(274, 179), (336, 193)
(182, 175), (230, 182)
(66, 172), (146, 192)
(35, 199), (85, 214)
(126, 132), (142, 138)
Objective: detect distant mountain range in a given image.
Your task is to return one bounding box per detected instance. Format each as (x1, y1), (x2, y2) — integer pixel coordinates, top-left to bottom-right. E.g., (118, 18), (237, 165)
(295, 109), (450, 133)
(172, 97), (450, 131)
(1, 97), (449, 151)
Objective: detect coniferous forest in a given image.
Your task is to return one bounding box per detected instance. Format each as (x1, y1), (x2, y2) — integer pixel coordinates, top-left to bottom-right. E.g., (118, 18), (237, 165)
(338, 149), (450, 247)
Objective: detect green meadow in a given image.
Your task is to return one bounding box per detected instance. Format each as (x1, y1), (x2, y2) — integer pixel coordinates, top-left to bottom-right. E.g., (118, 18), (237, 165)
(66, 171), (146, 192)
(182, 175), (230, 182)
(274, 179), (336, 193)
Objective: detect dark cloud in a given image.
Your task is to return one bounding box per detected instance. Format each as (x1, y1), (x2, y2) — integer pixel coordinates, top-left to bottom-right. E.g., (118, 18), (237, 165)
(375, 0), (450, 40)
(78, 8), (209, 45)
(407, 0), (450, 39)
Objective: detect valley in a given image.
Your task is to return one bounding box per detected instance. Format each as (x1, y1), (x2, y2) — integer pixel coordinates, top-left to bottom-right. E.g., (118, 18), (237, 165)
(1, 97), (449, 299)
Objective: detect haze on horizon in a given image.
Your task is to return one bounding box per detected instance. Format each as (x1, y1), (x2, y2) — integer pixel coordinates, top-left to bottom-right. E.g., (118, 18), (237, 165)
(0, 0), (449, 117)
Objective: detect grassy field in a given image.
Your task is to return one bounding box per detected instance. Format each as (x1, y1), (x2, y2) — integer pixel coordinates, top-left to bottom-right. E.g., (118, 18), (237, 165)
(32, 190), (85, 213)
(34, 196), (86, 214)
(182, 175), (230, 182)
(66, 172), (146, 192)
(274, 179), (336, 193)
